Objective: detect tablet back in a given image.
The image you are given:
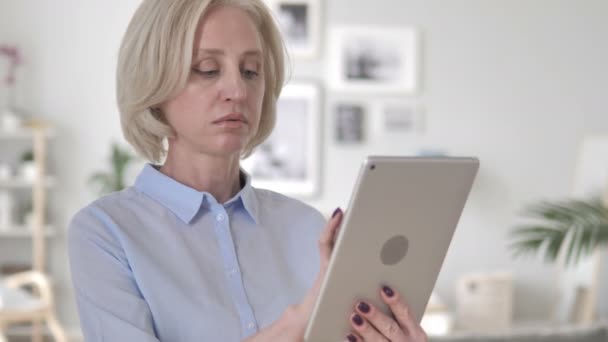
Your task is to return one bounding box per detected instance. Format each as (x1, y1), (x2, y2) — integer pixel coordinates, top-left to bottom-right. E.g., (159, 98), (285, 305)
(304, 156), (479, 341)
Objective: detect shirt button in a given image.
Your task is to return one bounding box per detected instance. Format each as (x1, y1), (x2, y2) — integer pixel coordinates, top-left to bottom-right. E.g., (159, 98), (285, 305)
(216, 213), (225, 222)
(228, 268), (237, 276)
(247, 322), (255, 329)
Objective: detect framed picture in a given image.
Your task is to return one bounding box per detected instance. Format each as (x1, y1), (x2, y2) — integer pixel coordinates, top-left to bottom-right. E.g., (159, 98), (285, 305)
(265, 0), (321, 59)
(328, 27), (419, 93)
(334, 102), (366, 143)
(242, 82), (321, 197)
(381, 102), (424, 134)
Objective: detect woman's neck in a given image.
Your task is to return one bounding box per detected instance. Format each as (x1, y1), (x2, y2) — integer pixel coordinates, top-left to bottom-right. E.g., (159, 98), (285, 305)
(160, 146), (242, 204)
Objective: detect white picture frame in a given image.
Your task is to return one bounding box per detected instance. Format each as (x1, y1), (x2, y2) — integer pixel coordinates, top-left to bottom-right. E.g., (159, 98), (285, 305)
(380, 101), (425, 134)
(328, 26), (419, 94)
(242, 82), (321, 198)
(265, 0), (321, 59)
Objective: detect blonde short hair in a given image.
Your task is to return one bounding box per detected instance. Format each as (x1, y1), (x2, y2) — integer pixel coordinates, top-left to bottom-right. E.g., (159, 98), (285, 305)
(117, 0), (286, 162)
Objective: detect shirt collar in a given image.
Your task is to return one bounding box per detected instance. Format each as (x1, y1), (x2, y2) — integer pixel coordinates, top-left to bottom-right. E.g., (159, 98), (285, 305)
(236, 168), (259, 224)
(134, 164), (259, 224)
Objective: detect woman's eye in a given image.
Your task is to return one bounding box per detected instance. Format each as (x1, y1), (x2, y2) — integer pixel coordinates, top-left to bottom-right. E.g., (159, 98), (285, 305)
(242, 69), (259, 79)
(193, 69), (218, 77)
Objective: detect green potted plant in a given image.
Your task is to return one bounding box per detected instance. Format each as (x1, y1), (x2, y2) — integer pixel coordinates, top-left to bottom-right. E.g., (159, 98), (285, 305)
(19, 149), (36, 181)
(89, 142), (137, 195)
(509, 197), (608, 266)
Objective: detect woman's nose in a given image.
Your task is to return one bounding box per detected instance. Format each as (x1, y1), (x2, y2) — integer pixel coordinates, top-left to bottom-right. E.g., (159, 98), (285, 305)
(221, 70), (246, 102)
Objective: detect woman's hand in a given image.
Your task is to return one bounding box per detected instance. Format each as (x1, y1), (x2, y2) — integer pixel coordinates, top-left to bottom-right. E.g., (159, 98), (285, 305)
(245, 208), (344, 341)
(346, 286), (428, 342)
(280, 207), (344, 337)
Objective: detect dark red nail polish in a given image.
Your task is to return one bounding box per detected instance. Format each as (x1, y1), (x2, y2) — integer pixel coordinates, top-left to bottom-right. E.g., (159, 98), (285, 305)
(352, 314), (363, 326)
(357, 301), (370, 314)
(382, 285), (394, 297)
(347, 334), (357, 342)
(332, 207), (342, 218)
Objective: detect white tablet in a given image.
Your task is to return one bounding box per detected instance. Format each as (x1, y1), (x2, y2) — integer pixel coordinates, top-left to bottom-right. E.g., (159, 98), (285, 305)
(304, 156), (479, 342)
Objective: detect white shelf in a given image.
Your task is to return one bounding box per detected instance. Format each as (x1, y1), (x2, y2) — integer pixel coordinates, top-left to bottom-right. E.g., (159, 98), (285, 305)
(0, 127), (55, 139)
(0, 225), (57, 238)
(0, 176), (56, 188)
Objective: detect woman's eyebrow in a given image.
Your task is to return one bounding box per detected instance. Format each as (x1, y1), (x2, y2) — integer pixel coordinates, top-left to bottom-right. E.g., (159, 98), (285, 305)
(195, 49), (262, 57)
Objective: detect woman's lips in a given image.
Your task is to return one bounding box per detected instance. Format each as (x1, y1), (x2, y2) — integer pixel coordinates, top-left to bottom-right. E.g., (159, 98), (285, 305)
(213, 112), (247, 128)
(213, 112), (247, 124)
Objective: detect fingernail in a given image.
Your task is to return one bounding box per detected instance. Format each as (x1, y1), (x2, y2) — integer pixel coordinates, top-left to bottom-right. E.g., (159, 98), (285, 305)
(382, 285), (394, 297)
(352, 314), (364, 326)
(357, 301), (370, 314)
(347, 334), (357, 342)
(332, 207), (342, 218)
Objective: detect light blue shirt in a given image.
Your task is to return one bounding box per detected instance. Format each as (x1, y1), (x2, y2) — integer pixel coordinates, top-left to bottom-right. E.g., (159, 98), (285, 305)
(68, 164), (326, 341)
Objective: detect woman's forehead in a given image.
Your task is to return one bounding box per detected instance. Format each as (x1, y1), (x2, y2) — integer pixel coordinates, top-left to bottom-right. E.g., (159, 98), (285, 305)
(194, 5), (263, 52)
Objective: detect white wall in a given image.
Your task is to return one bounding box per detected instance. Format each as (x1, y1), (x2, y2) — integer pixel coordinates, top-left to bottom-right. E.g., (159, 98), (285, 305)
(1, 0), (607, 334)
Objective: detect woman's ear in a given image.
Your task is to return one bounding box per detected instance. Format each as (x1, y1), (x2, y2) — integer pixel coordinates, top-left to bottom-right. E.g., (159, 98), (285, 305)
(150, 107), (169, 124)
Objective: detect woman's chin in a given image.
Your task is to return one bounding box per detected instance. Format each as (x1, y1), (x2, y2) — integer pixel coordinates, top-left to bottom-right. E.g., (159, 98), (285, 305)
(211, 139), (248, 156)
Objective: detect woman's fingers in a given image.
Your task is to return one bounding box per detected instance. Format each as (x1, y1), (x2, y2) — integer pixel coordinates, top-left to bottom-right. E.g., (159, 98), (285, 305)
(380, 285), (428, 341)
(303, 207), (344, 315)
(318, 207), (343, 266)
(345, 331), (362, 342)
(354, 299), (407, 341)
(347, 287), (428, 342)
(348, 312), (389, 342)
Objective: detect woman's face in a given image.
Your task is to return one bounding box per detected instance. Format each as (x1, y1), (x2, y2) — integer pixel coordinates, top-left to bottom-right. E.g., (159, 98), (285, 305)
(161, 5), (265, 157)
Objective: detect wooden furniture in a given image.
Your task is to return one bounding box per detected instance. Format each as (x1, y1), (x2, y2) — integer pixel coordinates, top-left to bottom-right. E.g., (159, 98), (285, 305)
(0, 271), (67, 342)
(0, 123), (66, 341)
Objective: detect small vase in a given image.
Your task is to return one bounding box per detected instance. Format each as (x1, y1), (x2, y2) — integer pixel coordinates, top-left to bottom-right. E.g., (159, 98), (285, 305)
(0, 107), (22, 132)
(20, 161), (37, 181)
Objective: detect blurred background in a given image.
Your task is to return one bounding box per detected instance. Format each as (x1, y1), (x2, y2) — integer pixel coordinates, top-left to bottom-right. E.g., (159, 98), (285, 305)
(0, 0), (607, 341)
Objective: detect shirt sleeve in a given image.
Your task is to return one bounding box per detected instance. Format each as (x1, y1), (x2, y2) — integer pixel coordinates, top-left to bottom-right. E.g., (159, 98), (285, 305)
(68, 206), (161, 342)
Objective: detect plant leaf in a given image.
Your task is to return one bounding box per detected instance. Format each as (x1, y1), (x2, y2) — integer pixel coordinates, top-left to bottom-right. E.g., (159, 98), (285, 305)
(509, 197), (608, 267)
(88, 142), (137, 195)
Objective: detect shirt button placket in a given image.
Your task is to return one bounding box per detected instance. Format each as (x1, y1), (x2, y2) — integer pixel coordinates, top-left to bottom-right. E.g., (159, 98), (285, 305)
(213, 207), (258, 336)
